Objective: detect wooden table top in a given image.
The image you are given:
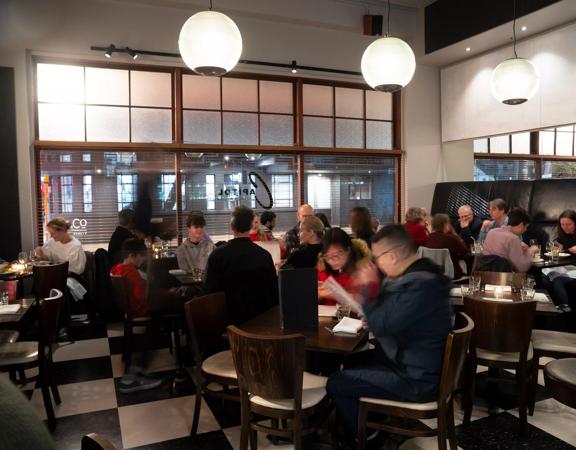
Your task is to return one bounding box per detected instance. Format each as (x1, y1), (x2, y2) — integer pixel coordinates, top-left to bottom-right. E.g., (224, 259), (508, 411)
(0, 298), (35, 325)
(239, 306), (368, 354)
(532, 255), (576, 269)
(450, 290), (558, 315)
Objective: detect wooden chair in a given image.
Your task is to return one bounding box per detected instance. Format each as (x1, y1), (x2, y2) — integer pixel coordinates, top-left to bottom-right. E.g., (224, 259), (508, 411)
(473, 271), (526, 290)
(110, 275), (153, 369)
(357, 312), (474, 450)
(528, 329), (576, 414)
(228, 325), (330, 450)
(0, 280), (20, 345)
(461, 296), (536, 433)
(543, 358), (576, 409)
(81, 433), (117, 450)
(0, 289), (64, 430)
(33, 262), (68, 300)
(184, 292), (238, 436)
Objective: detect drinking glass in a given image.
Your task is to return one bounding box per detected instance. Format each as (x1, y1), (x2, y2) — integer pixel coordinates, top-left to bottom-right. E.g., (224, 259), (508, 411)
(17, 251), (28, 264)
(0, 290), (9, 305)
(528, 239), (538, 247)
(460, 284), (473, 299)
(29, 250), (38, 263)
(521, 287), (535, 301)
(523, 276), (536, 290)
(469, 276), (481, 292)
(336, 304), (351, 321)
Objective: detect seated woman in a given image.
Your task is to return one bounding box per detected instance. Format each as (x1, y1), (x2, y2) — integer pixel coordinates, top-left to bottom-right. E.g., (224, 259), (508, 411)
(425, 213), (470, 279)
(282, 216), (325, 269)
(404, 207), (429, 247)
(317, 227), (371, 305)
(176, 211), (215, 275)
(350, 206), (374, 246)
(544, 210), (576, 313)
(35, 218), (86, 276)
(249, 214), (271, 242)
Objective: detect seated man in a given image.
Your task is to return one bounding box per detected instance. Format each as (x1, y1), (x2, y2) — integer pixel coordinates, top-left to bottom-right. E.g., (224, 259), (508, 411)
(455, 205), (483, 246)
(110, 239), (162, 393)
(326, 225), (453, 439)
(482, 207), (540, 273)
(284, 204), (314, 256)
(478, 198), (508, 242)
(260, 211), (277, 240)
(176, 211), (215, 275)
(205, 205), (278, 325)
(108, 208), (136, 265)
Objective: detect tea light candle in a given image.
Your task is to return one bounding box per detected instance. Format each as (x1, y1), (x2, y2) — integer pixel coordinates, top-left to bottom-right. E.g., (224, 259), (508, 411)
(495, 286), (503, 298)
(11, 263), (25, 272)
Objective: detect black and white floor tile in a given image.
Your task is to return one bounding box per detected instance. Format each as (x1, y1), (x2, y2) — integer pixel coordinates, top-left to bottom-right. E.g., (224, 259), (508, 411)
(5, 322), (576, 449)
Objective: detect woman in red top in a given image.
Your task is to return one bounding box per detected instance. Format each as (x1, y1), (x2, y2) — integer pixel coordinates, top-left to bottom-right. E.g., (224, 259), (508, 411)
(249, 214), (272, 242)
(317, 228), (371, 305)
(404, 207), (429, 247)
(425, 213), (470, 279)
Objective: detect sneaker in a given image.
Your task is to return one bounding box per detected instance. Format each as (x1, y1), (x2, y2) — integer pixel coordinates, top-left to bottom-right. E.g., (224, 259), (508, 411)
(558, 304), (572, 313)
(119, 374), (162, 394)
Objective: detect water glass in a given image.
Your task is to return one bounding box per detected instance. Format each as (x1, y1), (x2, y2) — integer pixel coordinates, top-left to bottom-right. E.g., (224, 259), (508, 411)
(17, 251), (28, 264)
(521, 287), (535, 301)
(336, 304), (351, 321)
(29, 249), (38, 263)
(523, 276), (536, 290)
(460, 284), (473, 299)
(0, 290), (9, 306)
(469, 276), (481, 292)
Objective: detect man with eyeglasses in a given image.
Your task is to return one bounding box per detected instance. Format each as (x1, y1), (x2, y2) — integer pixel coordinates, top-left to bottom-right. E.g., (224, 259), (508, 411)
(454, 205), (483, 247)
(283, 204), (314, 256)
(326, 225), (453, 447)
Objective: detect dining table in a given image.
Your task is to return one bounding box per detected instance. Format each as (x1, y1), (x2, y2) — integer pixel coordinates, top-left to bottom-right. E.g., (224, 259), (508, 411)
(450, 288), (559, 315)
(0, 298), (35, 327)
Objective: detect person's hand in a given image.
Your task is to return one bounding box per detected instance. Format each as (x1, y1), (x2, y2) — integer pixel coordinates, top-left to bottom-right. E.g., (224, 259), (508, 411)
(34, 247), (44, 258)
(459, 217), (471, 228)
(569, 245), (576, 254)
(521, 242), (529, 250)
(480, 219), (492, 231)
(528, 245), (540, 256)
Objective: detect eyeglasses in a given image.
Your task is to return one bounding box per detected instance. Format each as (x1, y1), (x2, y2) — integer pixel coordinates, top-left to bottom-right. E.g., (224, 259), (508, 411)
(459, 214), (472, 220)
(374, 245), (402, 260)
(324, 251), (347, 262)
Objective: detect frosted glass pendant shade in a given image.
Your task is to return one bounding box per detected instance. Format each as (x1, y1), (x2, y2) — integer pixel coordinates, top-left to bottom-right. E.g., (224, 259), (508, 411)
(178, 11), (242, 76)
(361, 36), (416, 92)
(491, 57), (539, 105)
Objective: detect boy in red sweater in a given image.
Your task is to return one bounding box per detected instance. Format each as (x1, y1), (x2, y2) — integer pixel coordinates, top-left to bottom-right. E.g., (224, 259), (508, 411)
(111, 239), (161, 393)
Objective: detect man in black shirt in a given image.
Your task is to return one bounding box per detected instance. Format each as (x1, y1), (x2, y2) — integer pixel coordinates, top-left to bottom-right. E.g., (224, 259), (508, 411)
(108, 209), (136, 265)
(454, 205), (483, 246)
(205, 206), (278, 325)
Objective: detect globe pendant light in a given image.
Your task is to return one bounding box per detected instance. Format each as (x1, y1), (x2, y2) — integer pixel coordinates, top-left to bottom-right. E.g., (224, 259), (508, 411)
(178, 0), (242, 76)
(491, 0), (539, 105)
(361, 0), (415, 92)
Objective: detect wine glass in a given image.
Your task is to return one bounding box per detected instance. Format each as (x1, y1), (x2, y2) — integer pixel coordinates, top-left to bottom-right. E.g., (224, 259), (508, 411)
(29, 250), (38, 263)
(17, 251), (28, 265)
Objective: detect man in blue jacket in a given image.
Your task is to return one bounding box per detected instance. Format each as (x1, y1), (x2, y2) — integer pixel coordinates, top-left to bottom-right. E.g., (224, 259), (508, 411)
(327, 224), (453, 440)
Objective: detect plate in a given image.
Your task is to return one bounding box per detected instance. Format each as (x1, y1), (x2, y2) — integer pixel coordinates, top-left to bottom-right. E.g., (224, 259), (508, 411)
(544, 252), (571, 258)
(168, 269), (187, 276)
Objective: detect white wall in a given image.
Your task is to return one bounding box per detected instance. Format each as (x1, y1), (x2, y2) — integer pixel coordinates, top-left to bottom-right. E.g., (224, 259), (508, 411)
(441, 21), (576, 142)
(0, 0), (446, 247)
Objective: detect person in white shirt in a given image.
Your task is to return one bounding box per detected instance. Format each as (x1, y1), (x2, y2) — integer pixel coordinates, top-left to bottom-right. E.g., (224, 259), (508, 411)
(35, 218), (86, 275)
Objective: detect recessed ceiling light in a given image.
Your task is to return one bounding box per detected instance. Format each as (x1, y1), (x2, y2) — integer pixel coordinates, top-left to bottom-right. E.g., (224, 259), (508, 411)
(521, 26), (527, 31)
(465, 47), (471, 52)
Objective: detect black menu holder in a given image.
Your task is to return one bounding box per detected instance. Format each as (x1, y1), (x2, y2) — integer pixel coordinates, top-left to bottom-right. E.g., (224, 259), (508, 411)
(278, 267), (318, 331)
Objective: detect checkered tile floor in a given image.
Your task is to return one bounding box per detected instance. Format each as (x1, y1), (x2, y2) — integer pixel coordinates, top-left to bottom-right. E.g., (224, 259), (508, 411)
(5, 322), (576, 450)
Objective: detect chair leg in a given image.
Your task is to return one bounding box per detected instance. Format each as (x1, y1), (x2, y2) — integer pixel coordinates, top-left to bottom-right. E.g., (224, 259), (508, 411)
(124, 323), (132, 369)
(239, 393), (250, 450)
(517, 364), (529, 435)
(190, 384), (203, 436)
(40, 367), (56, 430)
(270, 418), (280, 445)
(48, 358), (61, 405)
(461, 360), (476, 425)
(447, 399), (458, 450)
(528, 356), (539, 416)
(249, 428), (258, 450)
(293, 412), (303, 450)
(437, 405), (448, 450)
(357, 402), (368, 450)
(18, 369), (26, 385)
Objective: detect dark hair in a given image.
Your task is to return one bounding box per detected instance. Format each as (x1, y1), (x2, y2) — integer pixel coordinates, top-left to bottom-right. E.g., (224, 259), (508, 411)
(350, 206), (373, 239)
(507, 207), (530, 227)
(186, 211), (206, 228)
(231, 205), (254, 233)
(489, 198), (507, 212)
(260, 211), (276, 227)
(372, 224), (416, 255)
(121, 238), (147, 259)
(321, 227), (362, 275)
(315, 213), (331, 228)
(118, 209), (135, 227)
(558, 209), (576, 239)
(431, 213), (450, 233)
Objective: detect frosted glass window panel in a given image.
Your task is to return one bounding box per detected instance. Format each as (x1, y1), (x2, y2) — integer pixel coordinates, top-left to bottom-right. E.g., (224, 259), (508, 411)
(489, 135), (510, 153)
(336, 119), (363, 148)
(182, 75), (221, 110)
(539, 130), (555, 155)
(131, 108), (172, 143)
(366, 90), (392, 120)
(183, 111), (221, 144)
(335, 88), (363, 118)
(85, 68), (129, 105)
(37, 64), (84, 104)
(303, 117), (333, 147)
(303, 85), (333, 116)
(130, 71), (172, 107)
(223, 112), (258, 144)
(38, 104), (85, 141)
(474, 138), (489, 153)
(260, 114), (293, 146)
(259, 81), (293, 114)
(511, 132), (530, 154)
(86, 106), (129, 142)
(222, 78), (258, 111)
(556, 126), (574, 156)
(366, 121), (393, 149)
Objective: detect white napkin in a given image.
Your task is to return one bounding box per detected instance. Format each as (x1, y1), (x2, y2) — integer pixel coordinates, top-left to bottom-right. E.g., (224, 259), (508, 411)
(0, 304), (21, 314)
(450, 287), (463, 297)
(533, 292), (551, 303)
(484, 284), (512, 292)
(318, 305), (337, 317)
(332, 317), (363, 335)
(481, 297), (513, 302)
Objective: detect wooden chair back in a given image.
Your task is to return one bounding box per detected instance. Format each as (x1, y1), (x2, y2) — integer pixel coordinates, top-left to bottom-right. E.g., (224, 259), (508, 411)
(463, 296), (536, 354)
(110, 275), (132, 320)
(437, 312), (474, 404)
(228, 325), (305, 404)
(33, 262), (68, 301)
(39, 289), (63, 350)
(473, 271), (526, 289)
(0, 280), (19, 301)
(81, 433), (117, 450)
(184, 292), (227, 364)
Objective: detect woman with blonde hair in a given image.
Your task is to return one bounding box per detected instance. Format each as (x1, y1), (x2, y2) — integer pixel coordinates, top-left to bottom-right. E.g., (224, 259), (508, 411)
(35, 218), (86, 274)
(282, 215), (325, 269)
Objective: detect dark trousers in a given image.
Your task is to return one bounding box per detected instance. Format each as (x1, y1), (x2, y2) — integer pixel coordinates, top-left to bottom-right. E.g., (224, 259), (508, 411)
(326, 364), (435, 435)
(543, 276), (576, 306)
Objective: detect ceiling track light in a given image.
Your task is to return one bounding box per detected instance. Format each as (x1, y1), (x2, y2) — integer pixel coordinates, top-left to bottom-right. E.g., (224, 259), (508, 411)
(291, 60), (298, 74)
(126, 47), (138, 60)
(491, 0), (539, 105)
(105, 44), (115, 58)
